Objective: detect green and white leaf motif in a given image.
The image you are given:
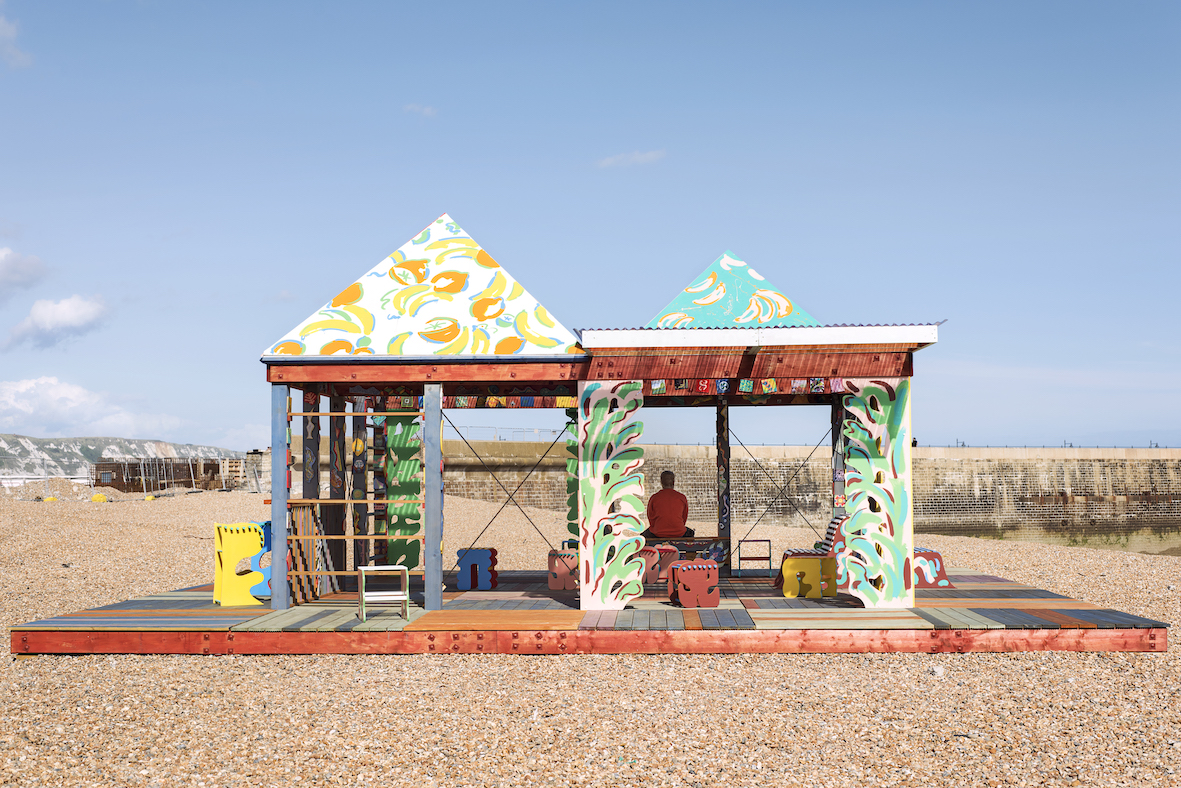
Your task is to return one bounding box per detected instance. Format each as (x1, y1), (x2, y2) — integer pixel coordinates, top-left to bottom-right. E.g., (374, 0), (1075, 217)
(839, 378), (913, 608)
(577, 381), (647, 610)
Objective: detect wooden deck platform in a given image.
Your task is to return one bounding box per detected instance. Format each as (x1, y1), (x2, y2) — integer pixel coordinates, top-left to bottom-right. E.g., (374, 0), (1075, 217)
(10, 570), (1168, 655)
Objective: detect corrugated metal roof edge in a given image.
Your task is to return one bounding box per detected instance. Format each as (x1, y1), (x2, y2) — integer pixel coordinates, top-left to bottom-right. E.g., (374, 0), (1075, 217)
(576, 321), (945, 330)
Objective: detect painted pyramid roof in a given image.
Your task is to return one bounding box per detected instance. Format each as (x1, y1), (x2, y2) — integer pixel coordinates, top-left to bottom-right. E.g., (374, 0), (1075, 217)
(265, 214), (582, 358)
(646, 251), (820, 329)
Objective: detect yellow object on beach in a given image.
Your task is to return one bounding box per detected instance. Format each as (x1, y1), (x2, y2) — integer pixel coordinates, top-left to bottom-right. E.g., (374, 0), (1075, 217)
(91, 493), (108, 503)
(213, 523), (267, 606)
(43, 497), (57, 502)
(145, 495), (156, 501)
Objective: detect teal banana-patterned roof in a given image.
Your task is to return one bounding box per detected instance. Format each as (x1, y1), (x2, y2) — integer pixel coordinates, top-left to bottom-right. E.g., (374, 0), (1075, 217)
(646, 251), (820, 329)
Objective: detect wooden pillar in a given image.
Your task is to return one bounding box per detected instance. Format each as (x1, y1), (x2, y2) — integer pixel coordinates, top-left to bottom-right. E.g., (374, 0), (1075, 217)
(351, 396), (369, 570)
(326, 395), (347, 577)
(372, 396), (388, 563)
(270, 384), (290, 610)
(831, 395), (846, 519)
(423, 384), (443, 611)
(302, 388), (320, 500)
(716, 395), (731, 574)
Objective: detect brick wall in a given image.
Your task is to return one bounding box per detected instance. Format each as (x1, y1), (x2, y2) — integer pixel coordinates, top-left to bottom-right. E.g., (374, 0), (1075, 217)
(290, 438), (1181, 551)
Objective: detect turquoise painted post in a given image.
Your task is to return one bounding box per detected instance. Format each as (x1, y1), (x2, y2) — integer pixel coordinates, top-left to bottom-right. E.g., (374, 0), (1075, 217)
(270, 383), (290, 610)
(423, 384), (443, 611)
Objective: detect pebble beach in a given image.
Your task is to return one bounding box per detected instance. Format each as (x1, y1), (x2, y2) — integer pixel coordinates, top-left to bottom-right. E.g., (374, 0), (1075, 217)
(1, 485), (1178, 787)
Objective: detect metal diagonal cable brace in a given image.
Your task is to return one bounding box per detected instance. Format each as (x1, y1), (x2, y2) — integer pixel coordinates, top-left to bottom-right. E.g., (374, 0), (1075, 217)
(444, 411), (570, 569)
(731, 427), (832, 543)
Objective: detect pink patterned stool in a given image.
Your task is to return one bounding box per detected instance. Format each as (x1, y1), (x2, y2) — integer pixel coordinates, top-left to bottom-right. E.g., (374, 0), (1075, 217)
(638, 547), (661, 584)
(654, 544), (681, 581)
(668, 559), (720, 608)
(547, 549), (578, 591)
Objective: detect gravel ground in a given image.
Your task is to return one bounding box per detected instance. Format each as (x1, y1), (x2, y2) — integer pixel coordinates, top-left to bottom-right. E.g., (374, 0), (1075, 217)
(1, 490), (1179, 787)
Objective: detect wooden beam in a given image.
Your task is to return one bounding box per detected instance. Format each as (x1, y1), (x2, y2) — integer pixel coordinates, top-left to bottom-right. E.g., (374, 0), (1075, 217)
(351, 396), (369, 570)
(302, 389), (320, 499)
(326, 395), (347, 574)
(716, 395), (731, 573)
(12, 627), (1167, 656)
(268, 363), (585, 384)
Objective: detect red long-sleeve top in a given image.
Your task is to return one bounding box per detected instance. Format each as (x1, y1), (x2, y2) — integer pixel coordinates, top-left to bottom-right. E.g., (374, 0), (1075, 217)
(646, 488), (689, 537)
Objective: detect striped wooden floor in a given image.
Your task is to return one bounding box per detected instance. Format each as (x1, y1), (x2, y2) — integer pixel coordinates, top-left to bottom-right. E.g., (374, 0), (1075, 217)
(10, 570), (1168, 655)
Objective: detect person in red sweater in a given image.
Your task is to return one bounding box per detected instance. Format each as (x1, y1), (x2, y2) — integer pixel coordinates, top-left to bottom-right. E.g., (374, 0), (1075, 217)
(642, 471), (694, 539)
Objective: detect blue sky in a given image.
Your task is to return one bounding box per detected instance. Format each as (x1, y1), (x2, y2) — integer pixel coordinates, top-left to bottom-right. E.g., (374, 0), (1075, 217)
(0, 1), (1177, 449)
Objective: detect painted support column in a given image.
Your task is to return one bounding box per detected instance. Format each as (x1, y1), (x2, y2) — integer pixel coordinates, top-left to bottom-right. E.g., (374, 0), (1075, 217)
(563, 408), (579, 544)
(423, 384), (443, 611)
(269, 384), (290, 610)
(838, 377), (914, 609)
(326, 395), (347, 576)
(302, 388), (320, 500)
(576, 380), (647, 611)
(831, 396), (846, 519)
(351, 397), (369, 570)
(715, 395), (731, 574)
(372, 396), (388, 563)
(385, 409), (423, 571)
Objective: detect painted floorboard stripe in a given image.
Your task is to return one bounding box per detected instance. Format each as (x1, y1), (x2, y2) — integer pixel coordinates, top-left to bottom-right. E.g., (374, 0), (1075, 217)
(282, 608), (338, 632)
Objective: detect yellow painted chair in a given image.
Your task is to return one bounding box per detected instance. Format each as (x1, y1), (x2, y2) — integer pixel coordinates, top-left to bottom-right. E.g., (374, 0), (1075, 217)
(780, 556), (838, 599)
(214, 523), (268, 606)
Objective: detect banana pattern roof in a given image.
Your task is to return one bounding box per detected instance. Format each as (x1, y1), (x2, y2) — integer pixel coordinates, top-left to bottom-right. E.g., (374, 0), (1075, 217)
(265, 214), (582, 358)
(646, 251), (819, 329)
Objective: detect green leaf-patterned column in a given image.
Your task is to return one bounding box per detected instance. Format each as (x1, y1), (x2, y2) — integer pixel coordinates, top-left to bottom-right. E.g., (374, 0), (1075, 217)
(384, 412), (423, 570)
(840, 377), (914, 609)
(564, 408), (579, 541)
(577, 381), (647, 611)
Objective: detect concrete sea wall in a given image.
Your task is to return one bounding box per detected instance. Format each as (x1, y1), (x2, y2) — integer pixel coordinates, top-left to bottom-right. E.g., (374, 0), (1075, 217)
(289, 439), (1181, 554)
(442, 443), (1181, 555)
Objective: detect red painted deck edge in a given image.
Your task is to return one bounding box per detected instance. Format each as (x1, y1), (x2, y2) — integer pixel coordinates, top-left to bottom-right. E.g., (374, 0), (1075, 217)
(11, 627), (1166, 656)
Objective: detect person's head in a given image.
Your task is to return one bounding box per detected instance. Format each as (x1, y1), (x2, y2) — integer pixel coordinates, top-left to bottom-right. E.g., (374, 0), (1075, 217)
(660, 470), (675, 489)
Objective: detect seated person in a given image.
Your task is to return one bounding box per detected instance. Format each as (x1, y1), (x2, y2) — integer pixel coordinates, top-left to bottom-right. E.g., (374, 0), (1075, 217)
(641, 470), (694, 540)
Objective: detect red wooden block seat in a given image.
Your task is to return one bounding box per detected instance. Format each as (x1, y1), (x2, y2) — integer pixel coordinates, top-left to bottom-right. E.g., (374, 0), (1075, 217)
(547, 549), (578, 590)
(667, 559), (720, 608)
(653, 544), (681, 581)
(638, 546), (661, 584)
(913, 547), (953, 589)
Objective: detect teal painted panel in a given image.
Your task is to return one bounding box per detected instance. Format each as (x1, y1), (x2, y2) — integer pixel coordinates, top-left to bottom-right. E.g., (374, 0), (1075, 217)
(647, 252), (819, 329)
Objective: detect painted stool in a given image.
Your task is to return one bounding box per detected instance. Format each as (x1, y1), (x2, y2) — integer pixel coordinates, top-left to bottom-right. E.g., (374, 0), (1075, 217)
(638, 546), (661, 584)
(456, 548), (498, 591)
(668, 559), (720, 608)
(913, 547), (952, 589)
(780, 556), (837, 599)
(547, 549), (578, 590)
(213, 523), (271, 607)
(654, 544), (681, 581)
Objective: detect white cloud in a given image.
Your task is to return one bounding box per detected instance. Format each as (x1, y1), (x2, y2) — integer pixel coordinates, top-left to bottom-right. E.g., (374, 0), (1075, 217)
(403, 103), (437, 117)
(0, 12), (32, 69)
(0, 247), (47, 301)
(0, 377), (182, 438)
(596, 150), (666, 168)
(213, 423), (272, 452)
(5, 295), (107, 349)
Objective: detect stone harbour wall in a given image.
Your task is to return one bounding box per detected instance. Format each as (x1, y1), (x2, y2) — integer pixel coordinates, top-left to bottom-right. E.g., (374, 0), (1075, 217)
(441, 444), (1181, 554)
(290, 439), (1181, 554)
